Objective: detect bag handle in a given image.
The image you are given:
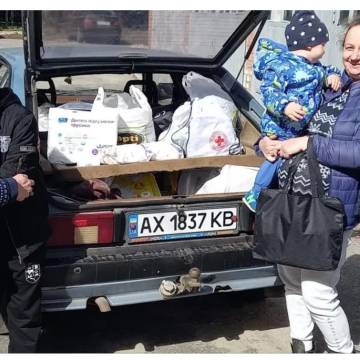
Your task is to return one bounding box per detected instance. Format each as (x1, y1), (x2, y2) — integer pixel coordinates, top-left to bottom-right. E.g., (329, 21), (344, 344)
(307, 137), (326, 197)
(284, 138), (326, 197)
(284, 152), (304, 193)
(129, 85), (152, 111)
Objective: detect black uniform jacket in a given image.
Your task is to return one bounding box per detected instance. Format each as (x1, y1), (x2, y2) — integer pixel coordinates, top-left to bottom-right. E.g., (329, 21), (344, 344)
(0, 88), (49, 261)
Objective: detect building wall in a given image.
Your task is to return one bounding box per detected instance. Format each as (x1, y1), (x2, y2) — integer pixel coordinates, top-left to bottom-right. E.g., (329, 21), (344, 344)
(149, 11), (248, 83)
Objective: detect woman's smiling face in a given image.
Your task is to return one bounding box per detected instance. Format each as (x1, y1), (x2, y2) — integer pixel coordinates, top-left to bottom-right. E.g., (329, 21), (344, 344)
(343, 24), (360, 82)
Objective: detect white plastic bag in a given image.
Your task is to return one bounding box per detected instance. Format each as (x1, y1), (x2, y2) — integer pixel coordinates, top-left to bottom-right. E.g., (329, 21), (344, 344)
(101, 141), (184, 164)
(92, 86), (155, 144)
(142, 142), (184, 161)
(101, 144), (151, 164)
(158, 101), (191, 150)
(177, 168), (221, 196)
(38, 102), (55, 132)
(196, 165), (259, 194)
(182, 71), (233, 102)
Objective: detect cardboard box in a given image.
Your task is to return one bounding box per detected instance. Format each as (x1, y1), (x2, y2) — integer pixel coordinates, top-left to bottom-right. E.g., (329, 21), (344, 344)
(52, 155), (264, 182)
(47, 108), (118, 166)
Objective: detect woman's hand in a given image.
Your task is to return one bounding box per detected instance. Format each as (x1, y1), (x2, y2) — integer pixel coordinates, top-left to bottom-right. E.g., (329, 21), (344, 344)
(278, 136), (309, 159)
(13, 174), (35, 202)
(259, 135), (282, 162)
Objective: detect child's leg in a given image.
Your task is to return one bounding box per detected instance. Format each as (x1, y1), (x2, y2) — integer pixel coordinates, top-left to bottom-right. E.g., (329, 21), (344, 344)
(243, 159), (281, 212)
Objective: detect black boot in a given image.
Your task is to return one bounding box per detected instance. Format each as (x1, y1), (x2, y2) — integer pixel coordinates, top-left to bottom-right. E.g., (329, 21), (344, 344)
(291, 338), (314, 353)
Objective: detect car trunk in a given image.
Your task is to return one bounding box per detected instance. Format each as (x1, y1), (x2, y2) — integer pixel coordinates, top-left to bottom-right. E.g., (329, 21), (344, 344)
(22, 10), (268, 250)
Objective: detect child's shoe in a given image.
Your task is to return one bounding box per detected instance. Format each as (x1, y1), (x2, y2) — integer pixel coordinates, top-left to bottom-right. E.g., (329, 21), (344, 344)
(243, 190), (257, 212)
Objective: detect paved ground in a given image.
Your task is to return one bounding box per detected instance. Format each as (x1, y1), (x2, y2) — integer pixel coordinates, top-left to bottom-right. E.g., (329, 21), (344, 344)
(0, 238), (359, 353)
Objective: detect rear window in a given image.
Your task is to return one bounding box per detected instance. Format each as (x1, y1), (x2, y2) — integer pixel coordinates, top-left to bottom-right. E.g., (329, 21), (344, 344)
(40, 10), (250, 60)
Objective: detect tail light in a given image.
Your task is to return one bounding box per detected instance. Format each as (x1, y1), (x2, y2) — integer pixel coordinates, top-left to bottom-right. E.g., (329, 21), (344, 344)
(111, 20), (120, 27)
(83, 18), (96, 29)
(48, 212), (114, 247)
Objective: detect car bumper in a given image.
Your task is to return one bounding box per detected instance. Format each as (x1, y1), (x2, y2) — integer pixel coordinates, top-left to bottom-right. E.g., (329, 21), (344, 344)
(41, 265), (281, 312)
(41, 234), (281, 311)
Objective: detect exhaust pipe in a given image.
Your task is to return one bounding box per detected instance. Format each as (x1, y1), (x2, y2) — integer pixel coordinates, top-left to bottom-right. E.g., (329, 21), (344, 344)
(94, 296), (111, 312)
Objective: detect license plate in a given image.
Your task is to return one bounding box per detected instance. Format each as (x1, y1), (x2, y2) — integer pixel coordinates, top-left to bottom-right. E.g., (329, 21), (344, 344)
(97, 20), (111, 26)
(126, 206), (238, 243)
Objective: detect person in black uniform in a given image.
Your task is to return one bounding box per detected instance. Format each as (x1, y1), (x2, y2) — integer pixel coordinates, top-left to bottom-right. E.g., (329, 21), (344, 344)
(0, 87), (49, 353)
(0, 173), (34, 206)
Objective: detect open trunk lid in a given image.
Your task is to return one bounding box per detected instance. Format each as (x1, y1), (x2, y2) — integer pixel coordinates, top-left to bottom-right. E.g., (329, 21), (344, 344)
(22, 10), (270, 72)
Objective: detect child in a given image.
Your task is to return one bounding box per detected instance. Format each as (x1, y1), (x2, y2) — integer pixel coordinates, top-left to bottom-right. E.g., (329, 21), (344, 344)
(243, 10), (341, 212)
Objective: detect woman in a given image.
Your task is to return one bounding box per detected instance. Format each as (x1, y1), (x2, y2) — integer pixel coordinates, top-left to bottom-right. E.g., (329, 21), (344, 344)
(259, 18), (360, 353)
(0, 174), (34, 206)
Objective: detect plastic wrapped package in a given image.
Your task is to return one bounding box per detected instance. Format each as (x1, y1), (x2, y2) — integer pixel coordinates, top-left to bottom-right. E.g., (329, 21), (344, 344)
(177, 165), (259, 196)
(101, 142), (183, 165)
(177, 168), (221, 196)
(196, 165), (259, 194)
(38, 102), (55, 132)
(110, 173), (161, 198)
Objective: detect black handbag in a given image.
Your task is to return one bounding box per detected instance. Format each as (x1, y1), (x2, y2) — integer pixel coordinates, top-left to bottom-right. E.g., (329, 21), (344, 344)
(253, 139), (345, 271)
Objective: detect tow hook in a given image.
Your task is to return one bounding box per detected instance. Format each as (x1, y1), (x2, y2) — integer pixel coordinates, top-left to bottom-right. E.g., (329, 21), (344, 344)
(94, 296), (111, 312)
(159, 267), (201, 298)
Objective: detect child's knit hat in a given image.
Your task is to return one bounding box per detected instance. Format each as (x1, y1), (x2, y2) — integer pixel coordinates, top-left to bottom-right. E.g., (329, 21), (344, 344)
(285, 11), (329, 51)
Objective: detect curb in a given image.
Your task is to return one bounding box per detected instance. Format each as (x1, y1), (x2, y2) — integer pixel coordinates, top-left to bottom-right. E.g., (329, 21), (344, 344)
(0, 31), (22, 39)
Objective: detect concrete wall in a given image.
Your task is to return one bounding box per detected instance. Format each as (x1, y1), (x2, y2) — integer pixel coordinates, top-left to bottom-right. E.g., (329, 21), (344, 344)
(149, 10), (247, 84)
(149, 11), (248, 59)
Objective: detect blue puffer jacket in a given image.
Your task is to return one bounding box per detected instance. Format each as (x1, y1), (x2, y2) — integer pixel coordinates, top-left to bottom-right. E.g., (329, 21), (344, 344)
(254, 38), (341, 139)
(313, 72), (360, 229)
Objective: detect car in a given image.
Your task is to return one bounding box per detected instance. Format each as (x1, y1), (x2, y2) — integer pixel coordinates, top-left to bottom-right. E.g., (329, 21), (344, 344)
(67, 11), (122, 44)
(0, 10), (282, 319)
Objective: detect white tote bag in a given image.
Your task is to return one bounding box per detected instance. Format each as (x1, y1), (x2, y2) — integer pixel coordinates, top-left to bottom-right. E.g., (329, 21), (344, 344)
(186, 96), (240, 157)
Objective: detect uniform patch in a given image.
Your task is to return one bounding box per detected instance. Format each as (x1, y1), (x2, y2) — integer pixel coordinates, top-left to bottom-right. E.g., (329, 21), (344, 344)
(24, 264), (41, 284)
(0, 136), (11, 153)
(19, 145), (37, 153)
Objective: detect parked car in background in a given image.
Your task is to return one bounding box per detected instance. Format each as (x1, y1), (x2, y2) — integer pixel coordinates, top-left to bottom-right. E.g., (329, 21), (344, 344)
(68, 11), (122, 44)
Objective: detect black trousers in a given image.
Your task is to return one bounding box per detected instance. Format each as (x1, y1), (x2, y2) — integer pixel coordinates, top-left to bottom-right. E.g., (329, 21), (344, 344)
(0, 232), (45, 353)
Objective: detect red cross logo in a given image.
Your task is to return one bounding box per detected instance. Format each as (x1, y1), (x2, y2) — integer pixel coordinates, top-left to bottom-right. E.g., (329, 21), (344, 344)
(214, 135), (225, 147)
(210, 131), (228, 150)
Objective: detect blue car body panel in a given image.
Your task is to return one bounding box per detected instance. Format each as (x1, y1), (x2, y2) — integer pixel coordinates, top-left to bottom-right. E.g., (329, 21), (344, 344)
(0, 47), (26, 105)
